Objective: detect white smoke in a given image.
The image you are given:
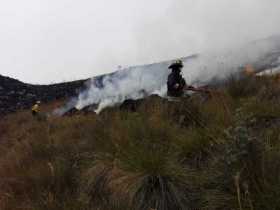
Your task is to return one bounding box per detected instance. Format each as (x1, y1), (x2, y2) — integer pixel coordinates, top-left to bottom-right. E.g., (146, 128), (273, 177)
(75, 62), (170, 113)
(53, 97), (78, 116)
(54, 36), (280, 115)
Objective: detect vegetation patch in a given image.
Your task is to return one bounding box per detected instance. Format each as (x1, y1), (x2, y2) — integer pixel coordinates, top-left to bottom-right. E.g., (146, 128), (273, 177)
(1, 75), (280, 210)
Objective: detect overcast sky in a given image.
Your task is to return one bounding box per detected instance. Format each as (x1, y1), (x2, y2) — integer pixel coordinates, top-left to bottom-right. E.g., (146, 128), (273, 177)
(0, 0), (279, 84)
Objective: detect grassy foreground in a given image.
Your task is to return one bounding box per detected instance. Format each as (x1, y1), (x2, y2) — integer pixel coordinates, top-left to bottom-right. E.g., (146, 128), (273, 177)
(1, 75), (280, 210)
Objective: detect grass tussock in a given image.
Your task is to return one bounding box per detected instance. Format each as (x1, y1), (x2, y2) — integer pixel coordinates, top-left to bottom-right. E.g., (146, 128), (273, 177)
(0, 75), (280, 209)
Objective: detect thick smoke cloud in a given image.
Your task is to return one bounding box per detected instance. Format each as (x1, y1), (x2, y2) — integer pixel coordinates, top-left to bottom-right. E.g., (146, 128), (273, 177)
(0, 0), (279, 83)
(62, 35), (280, 114)
(76, 64), (169, 113)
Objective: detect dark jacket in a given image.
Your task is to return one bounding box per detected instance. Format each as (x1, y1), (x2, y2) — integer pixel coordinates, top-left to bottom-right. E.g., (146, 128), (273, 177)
(167, 71), (186, 97)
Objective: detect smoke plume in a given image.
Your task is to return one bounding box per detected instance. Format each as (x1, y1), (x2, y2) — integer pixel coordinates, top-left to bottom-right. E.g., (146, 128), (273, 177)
(52, 35), (280, 115)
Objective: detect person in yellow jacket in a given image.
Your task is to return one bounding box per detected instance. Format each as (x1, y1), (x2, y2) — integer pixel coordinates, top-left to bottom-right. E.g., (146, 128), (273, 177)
(31, 101), (41, 116)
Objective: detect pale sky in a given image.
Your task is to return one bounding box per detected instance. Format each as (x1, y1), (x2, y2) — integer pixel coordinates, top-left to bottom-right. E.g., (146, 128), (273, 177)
(0, 0), (280, 84)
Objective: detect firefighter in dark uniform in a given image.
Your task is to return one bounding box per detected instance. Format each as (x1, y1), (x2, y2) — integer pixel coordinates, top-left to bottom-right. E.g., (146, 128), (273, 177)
(167, 60), (191, 97)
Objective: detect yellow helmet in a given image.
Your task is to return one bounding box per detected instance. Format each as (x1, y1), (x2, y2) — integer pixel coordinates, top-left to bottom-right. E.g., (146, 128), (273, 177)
(168, 59), (184, 69)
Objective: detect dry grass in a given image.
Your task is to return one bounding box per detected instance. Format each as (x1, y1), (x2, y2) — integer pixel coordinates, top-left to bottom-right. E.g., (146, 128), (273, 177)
(0, 75), (280, 210)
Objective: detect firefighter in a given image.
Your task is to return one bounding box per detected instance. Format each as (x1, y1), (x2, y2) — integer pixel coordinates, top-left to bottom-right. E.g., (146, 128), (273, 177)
(167, 60), (193, 97)
(31, 101), (41, 116)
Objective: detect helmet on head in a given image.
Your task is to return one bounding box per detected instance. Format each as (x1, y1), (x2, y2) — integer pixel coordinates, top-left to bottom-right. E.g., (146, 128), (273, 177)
(36, 101), (41, 104)
(168, 59), (184, 70)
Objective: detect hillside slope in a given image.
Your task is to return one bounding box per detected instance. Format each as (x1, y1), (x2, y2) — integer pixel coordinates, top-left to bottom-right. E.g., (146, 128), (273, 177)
(1, 73), (280, 210)
(0, 75), (88, 115)
(1, 35), (280, 210)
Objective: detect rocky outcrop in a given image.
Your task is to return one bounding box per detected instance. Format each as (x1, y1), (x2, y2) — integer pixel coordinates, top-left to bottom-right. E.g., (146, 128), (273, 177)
(0, 75), (88, 115)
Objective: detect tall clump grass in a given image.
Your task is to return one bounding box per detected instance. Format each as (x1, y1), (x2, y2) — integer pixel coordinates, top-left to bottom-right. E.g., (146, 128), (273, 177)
(0, 111), (95, 210)
(1, 74), (280, 209)
(200, 94), (280, 210)
(0, 98), (213, 210)
(80, 99), (206, 210)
